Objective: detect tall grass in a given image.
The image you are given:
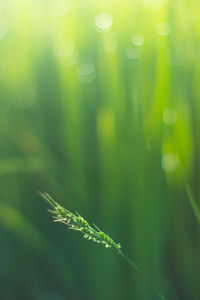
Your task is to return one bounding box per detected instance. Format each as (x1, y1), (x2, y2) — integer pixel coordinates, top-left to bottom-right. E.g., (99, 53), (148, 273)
(0, 0), (200, 299)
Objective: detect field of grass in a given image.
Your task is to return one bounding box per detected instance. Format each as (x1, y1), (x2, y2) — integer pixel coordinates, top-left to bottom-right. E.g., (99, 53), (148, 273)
(0, 0), (200, 299)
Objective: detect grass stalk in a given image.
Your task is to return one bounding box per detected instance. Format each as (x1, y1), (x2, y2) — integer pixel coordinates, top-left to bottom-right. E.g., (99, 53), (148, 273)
(40, 191), (166, 299)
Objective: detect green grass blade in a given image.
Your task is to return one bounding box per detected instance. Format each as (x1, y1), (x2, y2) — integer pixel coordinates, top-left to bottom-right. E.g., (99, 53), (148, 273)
(179, 164), (200, 224)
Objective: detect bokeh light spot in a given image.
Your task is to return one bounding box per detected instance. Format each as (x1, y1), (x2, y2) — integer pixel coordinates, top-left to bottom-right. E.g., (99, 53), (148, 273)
(55, 38), (74, 58)
(161, 153), (178, 172)
(77, 57), (95, 75)
(131, 34), (144, 46)
(78, 72), (96, 84)
(77, 57), (96, 83)
(95, 13), (113, 33)
(55, 38), (77, 67)
(126, 46), (140, 59)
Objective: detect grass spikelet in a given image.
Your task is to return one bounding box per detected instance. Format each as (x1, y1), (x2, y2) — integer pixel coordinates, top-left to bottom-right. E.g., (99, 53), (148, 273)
(40, 192), (167, 299)
(40, 192), (121, 252)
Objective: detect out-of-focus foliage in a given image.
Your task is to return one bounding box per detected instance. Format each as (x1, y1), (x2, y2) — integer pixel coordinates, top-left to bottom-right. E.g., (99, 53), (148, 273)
(0, 0), (200, 299)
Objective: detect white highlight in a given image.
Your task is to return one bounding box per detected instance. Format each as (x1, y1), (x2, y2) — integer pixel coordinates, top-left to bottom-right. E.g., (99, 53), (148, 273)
(95, 13), (113, 33)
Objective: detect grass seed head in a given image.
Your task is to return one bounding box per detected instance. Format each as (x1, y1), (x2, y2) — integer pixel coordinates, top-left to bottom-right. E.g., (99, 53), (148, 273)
(40, 192), (121, 252)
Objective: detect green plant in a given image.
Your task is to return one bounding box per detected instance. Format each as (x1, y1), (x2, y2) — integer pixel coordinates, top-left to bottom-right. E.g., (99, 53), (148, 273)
(40, 192), (166, 299)
(40, 192), (140, 272)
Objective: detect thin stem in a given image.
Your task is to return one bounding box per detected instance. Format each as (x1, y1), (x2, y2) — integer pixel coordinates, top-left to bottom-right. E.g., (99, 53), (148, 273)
(156, 290), (167, 300)
(117, 249), (141, 273)
(118, 249), (167, 300)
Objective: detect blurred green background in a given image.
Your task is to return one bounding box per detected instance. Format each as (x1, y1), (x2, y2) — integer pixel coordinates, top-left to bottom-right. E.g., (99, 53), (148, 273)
(0, 0), (200, 299)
